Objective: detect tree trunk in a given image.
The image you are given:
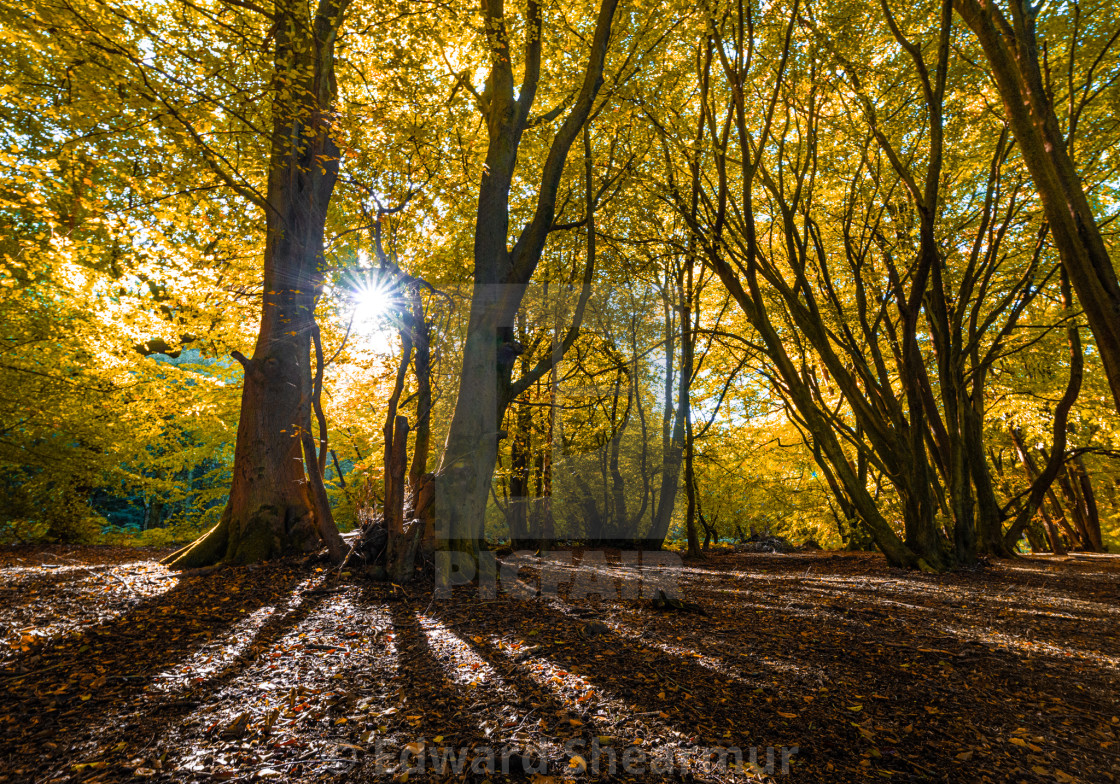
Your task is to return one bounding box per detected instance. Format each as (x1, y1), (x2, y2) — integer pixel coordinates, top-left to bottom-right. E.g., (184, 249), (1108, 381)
(648, 279), (691, 547)
(1009, 429), (1075, 556)
(1071, 454), (1103, 551)
(955, 0), (1120, 413)
(1050, 458), (1094, 550)
(534, 362), (557, 548)
(166, 312), (323, 568)
(385, 415), (409, 535)
(163, 0), (348, 570)
(966, 382), (1009, 555)
(1041, 499), (1068, 556)
(407, 294), (432, 509)
(1003, 269), (1083, 551)
(684, 413), (701, 558)
(434, 0), (619, 574)
(383, 323), (414, 533)
(1023, 518), (1047, 553)
(607, 370), (632, 539)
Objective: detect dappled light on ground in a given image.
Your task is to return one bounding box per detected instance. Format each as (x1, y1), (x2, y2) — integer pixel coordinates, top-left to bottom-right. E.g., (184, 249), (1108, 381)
(0, 551), (178, 661)
(1, 547), (1118, 782)
(414, 615), (505, 690)
(149, 605), (279, 695)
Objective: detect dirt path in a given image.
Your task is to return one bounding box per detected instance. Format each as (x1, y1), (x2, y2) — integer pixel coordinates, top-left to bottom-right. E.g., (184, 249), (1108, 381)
(1, 546), (1117, 783)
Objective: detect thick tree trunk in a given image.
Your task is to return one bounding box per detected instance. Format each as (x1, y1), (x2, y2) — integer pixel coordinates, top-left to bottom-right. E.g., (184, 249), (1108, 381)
(166, 311), (323, 568)
(436, 301), (507, 564)
(163, 0), (347, 570)
(385, 415), (409, 535)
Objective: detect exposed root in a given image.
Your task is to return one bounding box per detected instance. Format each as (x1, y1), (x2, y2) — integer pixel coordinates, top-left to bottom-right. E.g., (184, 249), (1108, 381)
(161, 516), (230, 571)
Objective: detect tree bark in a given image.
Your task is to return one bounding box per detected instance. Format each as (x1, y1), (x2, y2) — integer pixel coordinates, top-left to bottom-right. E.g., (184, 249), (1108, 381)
(434, 2), (619, 576)
(383, 324), (414, 534)
(1071, 454), (1104, 551)
(385, 415), (409, 537)
(683, 413), (701, 558)
(954, 0), (1120, 413)
(164, 0), (348, 569)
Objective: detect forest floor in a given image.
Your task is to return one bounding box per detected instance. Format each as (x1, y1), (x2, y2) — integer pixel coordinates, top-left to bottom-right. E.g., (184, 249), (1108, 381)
(1, 546), (1118, 784)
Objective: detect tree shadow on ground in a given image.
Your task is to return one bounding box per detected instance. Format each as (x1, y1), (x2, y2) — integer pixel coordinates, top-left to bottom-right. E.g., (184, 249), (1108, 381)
(423, 590), (804, 780)
(346, 592), (530, 780)
(0, 560), (316, 780)
(407, 553), (1120, 783)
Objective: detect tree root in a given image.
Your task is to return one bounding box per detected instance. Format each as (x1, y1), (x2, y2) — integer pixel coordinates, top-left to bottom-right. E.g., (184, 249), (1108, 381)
(162, 516), (230, 570)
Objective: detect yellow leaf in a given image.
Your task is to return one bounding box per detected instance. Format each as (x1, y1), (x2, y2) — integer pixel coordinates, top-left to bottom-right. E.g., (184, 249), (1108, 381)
(568, 755), (587, 772)
(71, 762), (106, 772)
